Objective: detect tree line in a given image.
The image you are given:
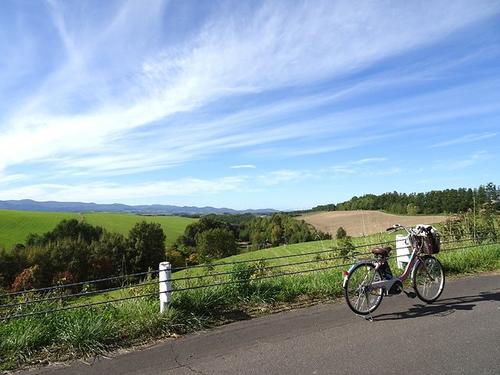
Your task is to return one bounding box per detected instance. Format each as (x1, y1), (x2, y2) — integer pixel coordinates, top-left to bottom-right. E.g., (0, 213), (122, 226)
(0, 213), (328, 291)
(167, 213), (331, 267)
(310, 182), (499, 215)
(0, 219), (166, 292)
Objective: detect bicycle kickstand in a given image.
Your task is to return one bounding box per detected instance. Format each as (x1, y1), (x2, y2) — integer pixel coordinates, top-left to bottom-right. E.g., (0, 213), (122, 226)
(356, 313), (374, 322)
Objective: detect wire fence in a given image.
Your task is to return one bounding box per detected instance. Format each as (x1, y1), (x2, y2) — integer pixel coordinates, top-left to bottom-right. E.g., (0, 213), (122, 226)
(0, 238), (487, 302)
(1, 236), (497, 321)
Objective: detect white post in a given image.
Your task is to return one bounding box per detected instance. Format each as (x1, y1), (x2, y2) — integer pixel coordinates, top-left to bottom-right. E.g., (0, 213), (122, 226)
(159, 262), (172, 313)
(396, 235), (410, 269)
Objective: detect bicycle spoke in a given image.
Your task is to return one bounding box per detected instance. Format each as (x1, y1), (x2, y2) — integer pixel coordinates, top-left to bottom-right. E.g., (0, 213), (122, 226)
(413, 256), (444, 303)
(355, 292), (365, 311)
(345, 263), (383, 315)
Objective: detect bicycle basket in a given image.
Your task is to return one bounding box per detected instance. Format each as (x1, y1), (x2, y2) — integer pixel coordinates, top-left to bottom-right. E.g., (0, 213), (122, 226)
(422, 227), (440, 254)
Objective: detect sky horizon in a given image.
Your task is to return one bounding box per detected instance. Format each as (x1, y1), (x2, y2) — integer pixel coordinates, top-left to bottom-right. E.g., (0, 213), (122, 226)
(1, 0), (499, 211)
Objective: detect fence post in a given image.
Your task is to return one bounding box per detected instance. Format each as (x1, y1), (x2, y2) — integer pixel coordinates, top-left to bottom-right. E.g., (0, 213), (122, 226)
(159, 262), (172, 313)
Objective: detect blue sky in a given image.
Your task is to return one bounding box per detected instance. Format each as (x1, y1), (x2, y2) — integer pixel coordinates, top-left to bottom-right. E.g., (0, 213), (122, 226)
(0, 0), (499, 210)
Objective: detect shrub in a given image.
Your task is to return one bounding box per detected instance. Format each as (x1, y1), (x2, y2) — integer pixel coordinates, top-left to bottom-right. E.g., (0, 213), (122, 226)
(52, 271), (76, 286)
(230, 263), (256, 298)
(11, 265), (43, 292)
(166, 247), (186, 268)
(336, 227), (347, 240)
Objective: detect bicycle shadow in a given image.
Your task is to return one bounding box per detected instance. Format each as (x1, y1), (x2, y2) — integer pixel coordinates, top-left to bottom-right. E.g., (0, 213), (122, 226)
(372, 290), (500, 321)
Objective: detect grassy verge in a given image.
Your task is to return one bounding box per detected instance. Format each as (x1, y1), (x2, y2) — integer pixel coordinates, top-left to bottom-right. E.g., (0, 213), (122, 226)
(1, 242), (499, 371)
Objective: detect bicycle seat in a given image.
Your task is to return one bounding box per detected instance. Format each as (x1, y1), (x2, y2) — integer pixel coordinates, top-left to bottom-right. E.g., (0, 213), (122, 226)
(371, 246), (392, 256)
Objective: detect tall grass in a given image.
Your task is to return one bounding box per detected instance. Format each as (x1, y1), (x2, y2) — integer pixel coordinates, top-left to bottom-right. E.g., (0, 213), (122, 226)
(1, 243), (498, 371)
(439, 243), (500, 274)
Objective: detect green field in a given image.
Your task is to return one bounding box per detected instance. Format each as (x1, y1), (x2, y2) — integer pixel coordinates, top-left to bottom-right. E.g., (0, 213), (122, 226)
(176, 232), (393, 274)
(0, 209), (197, 249)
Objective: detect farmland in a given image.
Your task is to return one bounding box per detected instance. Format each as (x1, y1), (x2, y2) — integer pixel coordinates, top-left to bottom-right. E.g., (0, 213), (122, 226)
(300, 210), (448, 237)
(0, 209), (196, 250)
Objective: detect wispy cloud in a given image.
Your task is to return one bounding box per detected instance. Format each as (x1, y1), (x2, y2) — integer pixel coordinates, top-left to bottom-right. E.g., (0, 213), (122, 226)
(0, 169), (307, 202)
(350, 157), (388, 165)
(367, 167), (402, 176)
(0, 176), (247, 203)
(258, 170), (310, 186)
(324, 157), (390, 175)
(430, 132), (497, 148)
(0, 173), (29, 185)
(1, 0), (498, 176)
(230, 165), (256, 169)
(434, 151), (492, 171)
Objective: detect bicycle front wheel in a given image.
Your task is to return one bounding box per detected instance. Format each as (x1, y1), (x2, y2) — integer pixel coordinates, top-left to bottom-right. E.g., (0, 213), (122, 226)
(412, 256), (445, 303)
(344, 263), (383, 315)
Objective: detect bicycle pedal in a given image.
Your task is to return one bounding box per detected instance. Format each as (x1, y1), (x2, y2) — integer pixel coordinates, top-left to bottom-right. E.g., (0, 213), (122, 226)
(404, 291), (416, 299)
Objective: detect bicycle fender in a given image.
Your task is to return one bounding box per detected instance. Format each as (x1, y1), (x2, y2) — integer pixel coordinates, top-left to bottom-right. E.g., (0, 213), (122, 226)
(342, 260), (374, 289)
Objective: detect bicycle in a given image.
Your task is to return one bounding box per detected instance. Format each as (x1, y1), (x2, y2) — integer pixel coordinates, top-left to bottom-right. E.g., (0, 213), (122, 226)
(342, 223), (445, 317)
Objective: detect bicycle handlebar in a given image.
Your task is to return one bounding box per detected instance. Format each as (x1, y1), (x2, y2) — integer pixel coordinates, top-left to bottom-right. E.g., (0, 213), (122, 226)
(387, 223), (429, 236)
(386, 223), (404, 232)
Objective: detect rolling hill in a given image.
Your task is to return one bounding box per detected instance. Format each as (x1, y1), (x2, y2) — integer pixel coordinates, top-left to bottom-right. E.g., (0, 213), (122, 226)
(300, 210), (448, 237)
(0, 210), (197, 250)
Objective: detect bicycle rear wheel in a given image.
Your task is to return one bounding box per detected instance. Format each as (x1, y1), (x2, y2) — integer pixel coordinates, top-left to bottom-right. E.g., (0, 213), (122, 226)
(344, 263), (383, 315)
(412, 255), (445, 303)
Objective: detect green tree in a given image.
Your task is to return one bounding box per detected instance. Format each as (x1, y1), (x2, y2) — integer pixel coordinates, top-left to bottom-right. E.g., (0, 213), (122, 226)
(195, 228), (237, 260)
(26, 219), (103, 246)
(476, 185), (487, 206)
(127, 221), (166, 272)
(406, 203), (418, 215)
(47, 239), (92, 283)
(89, 231), (128, 279)
(270, 224), (283, 246)
(0, 245), (28, 288)
(179, 217), (235, 247)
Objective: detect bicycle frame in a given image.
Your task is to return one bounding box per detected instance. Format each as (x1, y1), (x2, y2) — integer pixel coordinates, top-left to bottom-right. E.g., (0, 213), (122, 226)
(369, 246), (420, 292)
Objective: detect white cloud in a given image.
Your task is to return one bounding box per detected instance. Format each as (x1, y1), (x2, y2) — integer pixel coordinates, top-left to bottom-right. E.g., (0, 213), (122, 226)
(350, 157), (388, 165)
(0, 168), (312, 202)
(0, 177), (247, 203)
(258, 170), (309, 186)
(1, 0), (498, 178)
(322, 157), (390, 175)
(230, 165), (256, 169)
(367, 167), (402, 176)
(0, 173), (29, 185)
(430, 132), (497, 148)
(434, 151), (491, 171)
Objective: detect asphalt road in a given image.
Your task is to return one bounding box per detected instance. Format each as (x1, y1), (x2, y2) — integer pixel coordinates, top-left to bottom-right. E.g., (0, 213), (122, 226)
(23, 273), (500, 375)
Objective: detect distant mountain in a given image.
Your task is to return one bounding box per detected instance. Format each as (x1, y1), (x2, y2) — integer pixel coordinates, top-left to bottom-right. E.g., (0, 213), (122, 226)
(0, 199), (278, 215)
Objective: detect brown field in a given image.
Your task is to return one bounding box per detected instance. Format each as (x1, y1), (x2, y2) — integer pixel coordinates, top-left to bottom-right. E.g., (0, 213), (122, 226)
(300, 210), (448, 237)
